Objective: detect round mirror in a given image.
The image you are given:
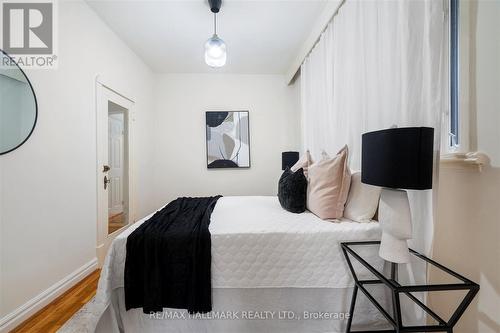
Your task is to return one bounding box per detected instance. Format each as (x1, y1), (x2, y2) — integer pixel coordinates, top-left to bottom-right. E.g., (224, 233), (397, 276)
(0, 50), (38, 155)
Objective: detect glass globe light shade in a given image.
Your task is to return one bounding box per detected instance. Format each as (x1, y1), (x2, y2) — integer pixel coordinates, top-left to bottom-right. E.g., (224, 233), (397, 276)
(205, 34), (226, 67)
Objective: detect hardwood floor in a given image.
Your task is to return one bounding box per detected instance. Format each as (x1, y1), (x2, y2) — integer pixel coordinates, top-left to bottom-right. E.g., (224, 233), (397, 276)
(108, 212), (125, 234)
(11, 270), (100, 333)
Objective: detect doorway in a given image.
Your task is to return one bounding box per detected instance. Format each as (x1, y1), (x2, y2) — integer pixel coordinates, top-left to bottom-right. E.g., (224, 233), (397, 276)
(96, 82), (134, 266)
(107, 103), (128, 234)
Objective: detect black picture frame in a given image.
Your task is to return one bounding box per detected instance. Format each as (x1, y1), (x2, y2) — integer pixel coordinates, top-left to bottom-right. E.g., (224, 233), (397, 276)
(205, 111), (250, 169)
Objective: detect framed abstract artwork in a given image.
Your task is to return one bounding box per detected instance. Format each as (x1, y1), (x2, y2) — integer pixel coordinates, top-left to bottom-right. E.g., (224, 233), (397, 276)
(206, 111), (250, 168)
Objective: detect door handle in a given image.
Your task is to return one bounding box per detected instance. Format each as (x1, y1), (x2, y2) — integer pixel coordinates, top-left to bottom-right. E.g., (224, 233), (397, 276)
(104, 176), (111, 189)
(103, 165), (110, 172)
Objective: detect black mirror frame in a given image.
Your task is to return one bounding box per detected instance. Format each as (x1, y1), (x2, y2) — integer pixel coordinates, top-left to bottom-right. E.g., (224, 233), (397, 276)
(0, 49), (38, 156)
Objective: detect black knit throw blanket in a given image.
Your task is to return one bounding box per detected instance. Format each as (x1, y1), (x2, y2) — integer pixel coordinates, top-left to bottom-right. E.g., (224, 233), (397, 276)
(124, 196), (222, 314)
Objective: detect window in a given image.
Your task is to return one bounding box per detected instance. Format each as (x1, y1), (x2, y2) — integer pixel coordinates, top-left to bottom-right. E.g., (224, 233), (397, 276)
(449, 0), (459, 148)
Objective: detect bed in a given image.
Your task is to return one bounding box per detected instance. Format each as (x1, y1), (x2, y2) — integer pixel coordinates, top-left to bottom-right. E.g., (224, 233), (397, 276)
(90, 196), (386, 333)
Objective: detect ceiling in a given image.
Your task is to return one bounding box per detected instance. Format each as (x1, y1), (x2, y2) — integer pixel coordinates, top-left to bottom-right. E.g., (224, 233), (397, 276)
(86, 0), (327, 74)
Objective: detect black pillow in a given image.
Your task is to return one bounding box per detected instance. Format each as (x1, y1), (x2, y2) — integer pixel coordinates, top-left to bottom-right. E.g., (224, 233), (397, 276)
(278, 168), (307, 213)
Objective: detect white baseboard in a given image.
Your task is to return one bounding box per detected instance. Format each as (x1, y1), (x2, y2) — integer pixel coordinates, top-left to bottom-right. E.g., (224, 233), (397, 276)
(0, 258), (98, 333)
(96, 243), (106, 268)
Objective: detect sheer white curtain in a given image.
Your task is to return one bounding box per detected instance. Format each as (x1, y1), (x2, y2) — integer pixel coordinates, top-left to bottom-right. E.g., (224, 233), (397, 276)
(300, 0), (446, 316)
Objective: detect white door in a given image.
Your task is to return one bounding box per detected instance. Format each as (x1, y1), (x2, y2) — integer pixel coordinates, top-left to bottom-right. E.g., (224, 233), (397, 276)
(108, 112), (124, 216)
(96, 82), (135, 266)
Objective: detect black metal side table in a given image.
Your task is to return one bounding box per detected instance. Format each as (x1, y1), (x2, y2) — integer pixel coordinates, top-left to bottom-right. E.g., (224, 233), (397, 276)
(341, 241), (479, 333)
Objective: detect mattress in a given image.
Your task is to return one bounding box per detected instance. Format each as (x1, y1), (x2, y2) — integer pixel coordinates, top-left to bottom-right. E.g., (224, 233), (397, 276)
(88, 196), (384, 332)
(100, 196), (381, 293)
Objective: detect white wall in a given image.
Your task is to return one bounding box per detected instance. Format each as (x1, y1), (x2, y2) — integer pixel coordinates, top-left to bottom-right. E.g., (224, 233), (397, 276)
(430, 1), (500, 332)
(432, 166), (500, 333)
(151, 74), (300, 207)
(472, 0), (500, 166)
(0, 0), (155, 325)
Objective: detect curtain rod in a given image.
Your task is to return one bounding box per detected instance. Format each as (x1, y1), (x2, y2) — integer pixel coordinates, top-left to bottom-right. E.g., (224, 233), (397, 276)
(288, 0), (347, 84)
(304, 0), (347, 64)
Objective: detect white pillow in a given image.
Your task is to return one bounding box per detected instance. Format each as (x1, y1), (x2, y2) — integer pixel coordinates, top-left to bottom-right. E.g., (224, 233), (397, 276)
(343, 172), (381, 222)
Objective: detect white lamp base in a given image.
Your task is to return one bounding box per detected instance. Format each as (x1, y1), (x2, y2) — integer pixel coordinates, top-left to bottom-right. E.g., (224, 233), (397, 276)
(378, 188), (412, 263)
(379, 230), (411, 263)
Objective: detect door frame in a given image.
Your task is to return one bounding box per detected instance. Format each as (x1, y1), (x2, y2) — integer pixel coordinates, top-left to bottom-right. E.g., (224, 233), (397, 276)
(95, 79), (135, 266)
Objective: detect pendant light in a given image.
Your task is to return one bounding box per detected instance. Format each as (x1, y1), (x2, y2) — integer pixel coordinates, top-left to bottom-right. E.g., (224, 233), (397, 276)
(205, 0), (226, 67)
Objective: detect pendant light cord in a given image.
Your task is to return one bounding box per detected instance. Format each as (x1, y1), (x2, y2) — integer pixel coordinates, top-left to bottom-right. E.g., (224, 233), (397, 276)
(214, 13), (217, 35)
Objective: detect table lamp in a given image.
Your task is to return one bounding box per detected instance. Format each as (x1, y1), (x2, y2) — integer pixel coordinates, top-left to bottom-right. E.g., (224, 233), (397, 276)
(282, 151), (299, 170)
(361, 127), (434, 263)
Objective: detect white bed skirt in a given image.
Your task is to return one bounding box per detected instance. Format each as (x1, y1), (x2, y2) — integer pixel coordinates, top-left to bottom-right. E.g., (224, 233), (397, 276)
(96, 287), (390, 333)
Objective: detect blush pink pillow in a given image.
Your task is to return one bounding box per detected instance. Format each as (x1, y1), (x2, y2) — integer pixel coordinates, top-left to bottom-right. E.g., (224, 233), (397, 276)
(291, 150), (313, 178)
(307, 146), (351, 220)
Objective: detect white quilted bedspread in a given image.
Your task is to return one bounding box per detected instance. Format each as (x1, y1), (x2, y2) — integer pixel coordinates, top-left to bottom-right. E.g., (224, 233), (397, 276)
(100, 196), (381, 293)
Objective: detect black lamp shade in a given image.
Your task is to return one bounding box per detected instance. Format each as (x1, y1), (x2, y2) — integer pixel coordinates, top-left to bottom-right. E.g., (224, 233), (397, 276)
(282, 151), (299, 170)
(361, 127), (434, 190)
